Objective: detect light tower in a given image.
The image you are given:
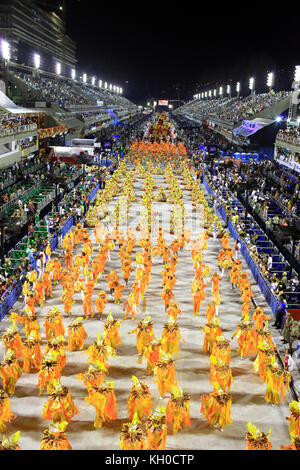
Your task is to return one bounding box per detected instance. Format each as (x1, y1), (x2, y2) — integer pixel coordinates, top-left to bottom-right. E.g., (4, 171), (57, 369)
(249, 77), (255, 96)
(287, 65), (300, 126)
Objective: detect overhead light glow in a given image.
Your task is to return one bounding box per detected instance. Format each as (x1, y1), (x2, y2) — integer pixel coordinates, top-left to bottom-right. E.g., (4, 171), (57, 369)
(91, 76), (96, 85)
(56, 62), (61, 75)
(294, 65), (300, 83)
(34, 53), (40, 69)
(71, 68), (76, 79)
(249, 77), (255, 90)
(267, 72), (274, 88)
(83, 73), (87, 83)
(2, 40), (10, 61)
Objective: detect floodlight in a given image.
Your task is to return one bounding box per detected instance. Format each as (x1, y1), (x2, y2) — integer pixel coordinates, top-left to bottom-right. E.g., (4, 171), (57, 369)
(91, 76), (96, 85)
(1, 40), (10, 61)
(83, 73), (87, 83)
(34, 53), (40, 69)
(71, 68), (76, 79)
(267, 72), (274, 88)
(294, 66), (300, 83)
(236, 82), (240, 92)
(249, 77), (255, 90)
(56, 62), (61, 75)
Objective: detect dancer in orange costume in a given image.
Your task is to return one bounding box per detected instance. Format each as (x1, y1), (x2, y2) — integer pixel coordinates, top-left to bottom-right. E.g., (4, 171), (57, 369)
(144, 339), (161, 375)
(83, 288), (94, 319)
(84, 380), (117, 429)
(245, 423), (272, 450)
(192, 279), (206, 317)
(129, 317), (154, 364)
(241, 285), (253, 304)
(162, 245), (171, 265)
(253, 343), (276, 382)
(193, 252), (203, 280)
(123, 292), (138, 320)
(285, 401), (300, 437)
(1, 324), (23, 358)
(251, 306), (271, 331)
(229, 265), (239, 289)
(211, 272), (222, 301)
(209, 357), (234, 392)
(52, 257), (61, 285)
(97, 251), (108, 276)
(77, 364), (108, 390)
(91, 257), (100, 283)
(67, 318), (87, 352)
(86, 333), (114, 368)
(35, 279), (45, 307)
(25, 291), (36, 316)
(238, 271), (249, 291)
(106, 270), (120, 296)
(264, 364), (291, 404)
(161, 287), (174, 312)
(205, 301), (218, 324)
(200, 390), (232, 431)
(44, 336), (66, 374)
(0, 350), (22, 395)
(210, 336), (231, 366)
(61, 290), (73, 316)
(127, 376), (152, 421)
(44, 307), (65, 341)
(167, 301), (182, 322)
(120, 413), (146, 450)
(241, 301), (252, 319)
(37, 354), (61, 395)
(0, 389), (16, 432)
(202, 318), (222, 354)
(169, 254), (178, 274)
(161, 319), (184, 356)
(10, 308), (41, 340)
(112, 281), (125, 304)
(166, 386), (191, 434)
(42, 382), (79, 424)
(231, 316), (257, 358)
(154, 354), (178, 398)
(22, 334), (42, 373)
(146, 407), (167, 450)
(40, 423), (72, 450)
(42, 267), (53, 298)
(94, 291), (108, 318)
(103, 313), (122, 350)
(73, 225), (82, 245)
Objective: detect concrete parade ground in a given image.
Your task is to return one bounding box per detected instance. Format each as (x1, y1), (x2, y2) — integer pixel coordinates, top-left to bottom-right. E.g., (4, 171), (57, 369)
(0, 162), (292, 450)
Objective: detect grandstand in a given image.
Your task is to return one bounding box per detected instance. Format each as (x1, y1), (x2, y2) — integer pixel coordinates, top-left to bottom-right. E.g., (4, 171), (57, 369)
(175, 91), (292, 151)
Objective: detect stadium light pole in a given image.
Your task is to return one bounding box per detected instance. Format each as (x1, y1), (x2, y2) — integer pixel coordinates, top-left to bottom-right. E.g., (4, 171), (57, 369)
(219, 86), (223, 97)
(1, 40), (10, 95)
(267, 71), (274, 92)
(249, 77), (255, 96)
(236, 82), (240, 97)
(56, 62), (61, 75)
(227, 85), (231, 97)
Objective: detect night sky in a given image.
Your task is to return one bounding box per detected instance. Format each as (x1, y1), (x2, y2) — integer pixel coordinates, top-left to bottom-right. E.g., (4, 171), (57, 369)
(66, 1), (300, 105)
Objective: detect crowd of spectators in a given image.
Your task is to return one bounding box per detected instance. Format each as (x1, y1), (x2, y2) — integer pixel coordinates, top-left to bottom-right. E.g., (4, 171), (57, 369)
(277, 126), (300, 144)
(14, 73), (94, 107)
(0, 112), (37, 135)
(213, 91), (290, 124)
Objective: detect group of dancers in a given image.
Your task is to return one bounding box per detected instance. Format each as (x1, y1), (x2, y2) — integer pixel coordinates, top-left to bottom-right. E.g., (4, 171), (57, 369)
(0, 115), (298, 450)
